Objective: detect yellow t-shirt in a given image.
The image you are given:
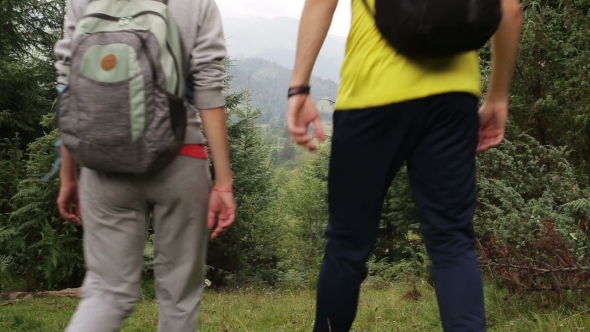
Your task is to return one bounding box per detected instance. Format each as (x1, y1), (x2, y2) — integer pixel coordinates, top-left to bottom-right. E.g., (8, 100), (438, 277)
(335, 0), (482, 110)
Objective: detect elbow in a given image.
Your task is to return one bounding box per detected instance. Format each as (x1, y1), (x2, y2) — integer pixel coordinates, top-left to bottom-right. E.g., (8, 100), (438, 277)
(502, 0), (523, 24)
(306, 0), (338, 12)
(509, 7), (523, 24)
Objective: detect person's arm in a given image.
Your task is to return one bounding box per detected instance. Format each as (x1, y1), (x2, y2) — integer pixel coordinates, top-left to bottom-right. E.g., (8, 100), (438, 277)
(486, 0), (523, 104)
(287, 0), (337, 151)
(54, 0), (86, 88)
(193, 0), (235, 238)
(192, 0), (232, 189)
(190, 0), (227, 111)
(477, 0), (523, 153)
(200, 108), (233, 189)
(201, 106), (235, 239)
(54, 0), (83, 180)
(57, 145), (81, 225)
(55, 0), (85, 225)
(59, 145), (78, 183)
(289, 0), (339, 86)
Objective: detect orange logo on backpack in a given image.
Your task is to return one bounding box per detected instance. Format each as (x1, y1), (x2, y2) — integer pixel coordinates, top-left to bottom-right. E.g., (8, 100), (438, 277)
(101, 54), (117, 71)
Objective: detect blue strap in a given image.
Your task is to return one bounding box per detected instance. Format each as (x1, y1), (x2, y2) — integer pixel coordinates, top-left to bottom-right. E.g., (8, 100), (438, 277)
(42, 138), (63, 182)
(42, 85), (67, 182)
(184, 78), (194, 108)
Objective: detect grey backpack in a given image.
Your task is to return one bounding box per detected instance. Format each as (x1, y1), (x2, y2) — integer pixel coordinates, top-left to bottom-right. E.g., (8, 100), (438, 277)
(58, 0), (186, 174)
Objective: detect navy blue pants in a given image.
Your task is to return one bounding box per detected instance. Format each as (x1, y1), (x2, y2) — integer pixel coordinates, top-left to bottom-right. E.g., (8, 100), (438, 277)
(313, 93), (485, 332)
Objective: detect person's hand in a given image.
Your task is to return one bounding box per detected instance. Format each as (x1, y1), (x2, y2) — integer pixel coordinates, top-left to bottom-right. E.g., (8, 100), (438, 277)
(208, 188), (236, 239)
(57, 181), (81, 225)
(287, 94), (326, 151)
(477, 101), (508, 153)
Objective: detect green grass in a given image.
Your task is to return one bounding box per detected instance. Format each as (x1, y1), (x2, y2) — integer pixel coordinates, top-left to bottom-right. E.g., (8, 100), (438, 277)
(1, 282), (589, 331)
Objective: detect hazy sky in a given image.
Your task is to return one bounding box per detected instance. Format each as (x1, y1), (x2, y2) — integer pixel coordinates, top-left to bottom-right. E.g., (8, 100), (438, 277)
(217, 0), (352, 37)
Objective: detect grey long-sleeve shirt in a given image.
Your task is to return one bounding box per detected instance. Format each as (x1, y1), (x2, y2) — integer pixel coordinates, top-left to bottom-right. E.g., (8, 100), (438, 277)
(53, 0), (228, 145)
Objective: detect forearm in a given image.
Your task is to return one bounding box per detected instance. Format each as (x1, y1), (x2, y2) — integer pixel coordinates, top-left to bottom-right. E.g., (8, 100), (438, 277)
(200, 107), (233, 189)
(59, 145), (78, 183)
(290, 0), (339, 86)
(487, 0), (523, 103)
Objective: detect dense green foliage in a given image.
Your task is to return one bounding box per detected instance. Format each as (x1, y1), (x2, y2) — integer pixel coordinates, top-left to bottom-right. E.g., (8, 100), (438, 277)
(2, 115), (84, 291)
(509, 0), (590, 175)
(0, 0), (68, 290)
(204, 75), (280, 286)
(475, 134), (590, 295)
(0, 0), (64, 147)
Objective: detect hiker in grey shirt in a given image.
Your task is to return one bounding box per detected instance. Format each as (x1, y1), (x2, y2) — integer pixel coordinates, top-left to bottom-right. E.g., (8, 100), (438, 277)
(54, 0), (235, 331)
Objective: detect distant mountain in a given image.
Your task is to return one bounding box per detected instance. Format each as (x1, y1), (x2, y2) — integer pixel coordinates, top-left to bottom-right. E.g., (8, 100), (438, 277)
(224, 16), (346, 82)
(228, 58), (338, 123)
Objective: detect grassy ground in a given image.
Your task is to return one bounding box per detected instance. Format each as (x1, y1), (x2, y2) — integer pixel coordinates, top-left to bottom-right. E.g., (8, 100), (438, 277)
(1, 281), (589, 331)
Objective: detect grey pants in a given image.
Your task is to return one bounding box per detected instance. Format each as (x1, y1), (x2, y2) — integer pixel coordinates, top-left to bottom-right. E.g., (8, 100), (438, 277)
(66, 156), (211, 332)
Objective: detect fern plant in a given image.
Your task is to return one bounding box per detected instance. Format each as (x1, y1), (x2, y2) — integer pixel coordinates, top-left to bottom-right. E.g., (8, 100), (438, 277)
(0, 254), (16, 290)
(5, 115), (84, 291)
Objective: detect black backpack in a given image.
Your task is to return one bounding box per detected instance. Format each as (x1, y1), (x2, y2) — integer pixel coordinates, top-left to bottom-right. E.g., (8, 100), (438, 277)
(362, 0), (503, 58)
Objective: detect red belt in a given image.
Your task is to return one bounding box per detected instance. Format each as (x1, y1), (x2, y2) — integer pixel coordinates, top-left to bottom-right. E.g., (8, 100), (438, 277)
(179, 144), (208, 159)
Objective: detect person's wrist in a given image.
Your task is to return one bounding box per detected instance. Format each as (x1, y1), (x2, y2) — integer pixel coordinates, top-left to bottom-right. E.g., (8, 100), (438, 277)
(213, 179), (233, 192)
(59, 171), (78, 185)
(60, 179), (77, 186)
(289, 75), (310, 87)
(288, 85), (311, 99)
(484, 92), (509, 105)
(485, 84), (510, 103)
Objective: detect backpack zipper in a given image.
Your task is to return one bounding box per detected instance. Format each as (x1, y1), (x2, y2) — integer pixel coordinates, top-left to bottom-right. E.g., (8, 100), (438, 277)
(84, 11), (182, 96)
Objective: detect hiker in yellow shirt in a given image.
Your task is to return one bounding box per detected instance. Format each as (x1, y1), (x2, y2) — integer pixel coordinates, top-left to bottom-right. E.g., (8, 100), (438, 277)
(287, 0), (523, 331)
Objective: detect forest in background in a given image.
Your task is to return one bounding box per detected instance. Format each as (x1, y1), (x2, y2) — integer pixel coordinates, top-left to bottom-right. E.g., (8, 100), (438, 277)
(228, 57), (338, 124)
(1, 0), (590, 312)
